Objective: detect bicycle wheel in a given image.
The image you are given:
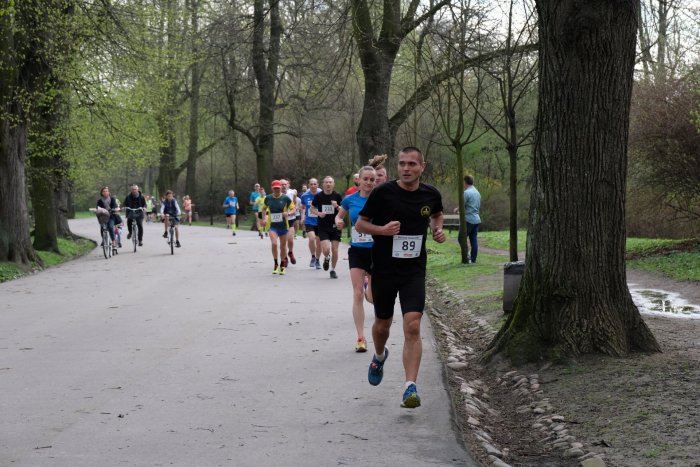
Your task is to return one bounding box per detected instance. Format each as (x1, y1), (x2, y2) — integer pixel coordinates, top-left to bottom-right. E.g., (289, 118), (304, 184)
(132, 220), (138, 252)
(102, 228), (109, 259)
(107, 234), (113, 258)
(170, 227), (174, 255)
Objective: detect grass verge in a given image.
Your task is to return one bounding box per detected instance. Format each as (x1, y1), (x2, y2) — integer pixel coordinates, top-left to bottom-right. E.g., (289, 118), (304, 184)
(628, 252), (700, 281)
(0, 236), (95, 283)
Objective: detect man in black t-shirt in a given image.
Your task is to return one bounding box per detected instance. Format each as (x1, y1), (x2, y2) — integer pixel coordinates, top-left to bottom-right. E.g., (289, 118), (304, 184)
(311, 176), (343, 279)
(356, 147), (446, 409)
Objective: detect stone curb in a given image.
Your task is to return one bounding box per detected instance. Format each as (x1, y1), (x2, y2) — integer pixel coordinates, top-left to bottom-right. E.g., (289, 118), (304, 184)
(426, 283), (608, 467)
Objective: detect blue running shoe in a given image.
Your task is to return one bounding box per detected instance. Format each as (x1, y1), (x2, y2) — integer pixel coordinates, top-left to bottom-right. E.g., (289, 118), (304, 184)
(401, 383), (421, 408)
(368, 349), (388, 386)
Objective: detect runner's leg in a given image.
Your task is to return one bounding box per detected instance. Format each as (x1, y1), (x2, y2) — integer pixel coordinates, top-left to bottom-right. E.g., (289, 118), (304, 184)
(350, 267), (366, 338)
(402, 312), (422, 383)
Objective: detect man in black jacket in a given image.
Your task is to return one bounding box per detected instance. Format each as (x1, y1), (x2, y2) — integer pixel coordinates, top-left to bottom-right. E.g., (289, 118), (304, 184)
(123, 184), (146, 246)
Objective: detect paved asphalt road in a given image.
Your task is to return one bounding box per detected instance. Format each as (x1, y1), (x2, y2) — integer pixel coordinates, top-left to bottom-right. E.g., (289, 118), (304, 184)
(1, 219), (478, 467)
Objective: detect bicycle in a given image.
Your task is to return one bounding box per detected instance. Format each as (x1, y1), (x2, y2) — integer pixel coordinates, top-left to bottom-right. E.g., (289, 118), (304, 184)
(165, 214), (179, 255)
(125, 207), (145, 253)
(91, 208), (116, 259)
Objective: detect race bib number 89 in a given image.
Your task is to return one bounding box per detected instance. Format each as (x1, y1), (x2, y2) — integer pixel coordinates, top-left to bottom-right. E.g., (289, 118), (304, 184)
(392, 235), (423, 258)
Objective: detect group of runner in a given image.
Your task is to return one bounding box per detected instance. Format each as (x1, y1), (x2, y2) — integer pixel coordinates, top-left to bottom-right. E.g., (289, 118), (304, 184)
(250, 147), (447, 409)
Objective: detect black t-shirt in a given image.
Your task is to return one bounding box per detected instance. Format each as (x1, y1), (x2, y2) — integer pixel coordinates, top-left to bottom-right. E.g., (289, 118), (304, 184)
(312, 191), (343, 230)
(359, 180), (443, 275)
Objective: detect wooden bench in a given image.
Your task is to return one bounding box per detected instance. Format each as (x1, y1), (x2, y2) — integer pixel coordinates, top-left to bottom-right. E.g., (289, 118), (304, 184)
(443, 214), (461, 232)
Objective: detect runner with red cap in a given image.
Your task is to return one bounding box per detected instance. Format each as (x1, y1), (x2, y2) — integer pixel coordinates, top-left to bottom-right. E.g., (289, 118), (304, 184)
(264, 180), (292, 275)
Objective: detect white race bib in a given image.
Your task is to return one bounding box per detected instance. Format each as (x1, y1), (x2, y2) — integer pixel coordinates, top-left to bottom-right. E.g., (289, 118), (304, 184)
(271, 212), (283, 223)
(392, 235), (423, 258)
(308, 210), (317, 218)
(351, 226), (372, 244)
(322, 204), (335, 214)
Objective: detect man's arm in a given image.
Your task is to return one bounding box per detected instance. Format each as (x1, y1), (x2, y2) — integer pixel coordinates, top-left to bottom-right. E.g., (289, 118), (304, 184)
(430, 212), (446, 243)
(355, 215), (400, 236)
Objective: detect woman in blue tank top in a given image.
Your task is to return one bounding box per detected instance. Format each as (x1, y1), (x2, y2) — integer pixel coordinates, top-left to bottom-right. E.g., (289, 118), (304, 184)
(335, 166), (376, 353)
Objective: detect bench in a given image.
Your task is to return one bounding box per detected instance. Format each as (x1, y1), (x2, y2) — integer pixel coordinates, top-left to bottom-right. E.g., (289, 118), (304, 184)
(443, 214), (461, 232)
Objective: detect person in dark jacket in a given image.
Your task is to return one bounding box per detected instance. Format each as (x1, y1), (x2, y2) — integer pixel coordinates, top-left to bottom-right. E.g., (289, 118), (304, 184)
(123, 184), (146, 246)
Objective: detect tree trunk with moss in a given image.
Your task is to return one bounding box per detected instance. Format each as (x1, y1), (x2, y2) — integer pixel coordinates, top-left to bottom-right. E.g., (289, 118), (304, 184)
(486, 0), (660, 363)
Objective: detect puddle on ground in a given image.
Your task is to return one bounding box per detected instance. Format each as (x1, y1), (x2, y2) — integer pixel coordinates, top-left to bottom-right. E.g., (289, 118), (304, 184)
(629, 286), (700, 319)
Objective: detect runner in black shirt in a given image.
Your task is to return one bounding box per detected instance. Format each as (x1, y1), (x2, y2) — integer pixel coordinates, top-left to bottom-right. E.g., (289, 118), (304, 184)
(356, 147), (446, 409)
(311, 176), (343, 278)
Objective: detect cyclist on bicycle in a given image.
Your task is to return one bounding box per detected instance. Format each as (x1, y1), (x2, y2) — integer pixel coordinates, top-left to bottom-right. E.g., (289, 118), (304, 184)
(96, 186), (120, 245)
(123, 184), (146, 246)
(161, 190), (182, 247)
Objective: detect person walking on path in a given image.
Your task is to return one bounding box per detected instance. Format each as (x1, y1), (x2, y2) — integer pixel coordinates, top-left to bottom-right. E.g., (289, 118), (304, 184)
(335, 166), (376, 353)
(463, 175), (481, 264)
(222, 190), (239, 235)
(123, 184), (146, 246)
(182, 195), (194, 225)
(300, 178), (322, 269)
(264, 180), (292, 275)
(355, 147), (446, 409)
(312, 176), (343, 279)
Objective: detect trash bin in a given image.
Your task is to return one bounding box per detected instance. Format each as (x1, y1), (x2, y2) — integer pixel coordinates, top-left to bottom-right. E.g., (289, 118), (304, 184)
(503, 261), (525, 313)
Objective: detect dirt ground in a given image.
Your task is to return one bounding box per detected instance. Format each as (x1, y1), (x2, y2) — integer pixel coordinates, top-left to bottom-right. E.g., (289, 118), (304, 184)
(427, 267), (700, 467)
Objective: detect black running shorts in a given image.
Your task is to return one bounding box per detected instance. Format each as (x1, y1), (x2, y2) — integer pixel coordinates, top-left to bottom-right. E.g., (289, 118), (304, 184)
(304, 224), (318, 234)
(348, 247), (372, 272)
(318, 228), (341, 242)
(372, 273), (426, 320)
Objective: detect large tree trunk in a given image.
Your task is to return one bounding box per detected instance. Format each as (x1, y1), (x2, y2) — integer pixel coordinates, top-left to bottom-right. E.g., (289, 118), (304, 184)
(507, 144), (518, 262)
(29, 154), (60, 253)
(251, 0), (281, 188)
(185, 0), (201, 197)
(0, 4), (40, 265)
(486, 0), (659, 363)
(55, 179), (74, 238)
(356, 64), (396, 160)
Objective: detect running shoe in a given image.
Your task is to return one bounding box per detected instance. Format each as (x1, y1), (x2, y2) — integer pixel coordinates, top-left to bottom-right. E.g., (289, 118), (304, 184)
(355, 337), (367, 353)
(309, 258), (316, 268)
(323, 257), (330, 271)
(288, 251), (296, 264)
(368, 349), (388, 386)
(315, 258), (321, 269)
(139, 241), (143, 247)
(265, 232), (268, 237)
(232, 231), (236, 236)
(330, 270), (338, 279)
(176, 241), (181, 248)
(279, 266), (286, 275)
(127, 233), (132, 240)
(273, 265), (279, 274)
(162, 232), (168, 238)
(259, 232), (264, 239)
(401, 383), (421, 408)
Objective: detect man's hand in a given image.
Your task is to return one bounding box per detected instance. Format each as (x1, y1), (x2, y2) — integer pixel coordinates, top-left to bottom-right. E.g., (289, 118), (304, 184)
(382, 221), (401, 236)
(432, 228), (446, 243)
(335, 217), (345, 229)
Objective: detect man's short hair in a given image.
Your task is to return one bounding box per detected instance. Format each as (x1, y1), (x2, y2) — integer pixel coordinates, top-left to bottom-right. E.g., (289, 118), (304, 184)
(131, 184), (139, 190)
(464, 175), (474, 186)
(399, 146), (424, 161)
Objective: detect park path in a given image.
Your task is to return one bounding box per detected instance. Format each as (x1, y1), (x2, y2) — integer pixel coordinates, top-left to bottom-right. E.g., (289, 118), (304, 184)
(0, 219), (477, 467)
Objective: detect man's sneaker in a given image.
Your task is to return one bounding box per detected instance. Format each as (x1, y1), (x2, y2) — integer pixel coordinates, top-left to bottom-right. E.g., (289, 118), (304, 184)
(232, 231), (236, 236)
(259, 232), (264, 239)
(355, 337), (367, 353)
(368, 349), (388, 386)
(288, 251), (296, 264)
(330, 270), (338, 279)
(273, 264), (279, 274)
(175, 241), (181, 248)
(309, 258), (316, 268)
(315, 258), (321, 269)
(279, 266), (286, 275)
(162, 232), (168, 238)
(127, 233), (132, 240)
(138, 241), (143, 247)
(401, 384), (421, 408)
(323, 257), (330, 271)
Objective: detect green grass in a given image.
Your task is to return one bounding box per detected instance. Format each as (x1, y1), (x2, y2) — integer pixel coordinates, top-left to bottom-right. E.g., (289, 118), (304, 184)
(625, 237), (686, 256)
(426, 237), (505, 288)
(628, 252), (700, 281)
(0, 237), (95, 283)
(73, 211), (95, 219)
(478, 229), (527, 252)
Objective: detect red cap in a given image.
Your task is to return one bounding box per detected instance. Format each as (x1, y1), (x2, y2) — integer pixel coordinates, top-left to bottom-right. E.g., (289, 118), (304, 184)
(271, 180), (282, 188)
